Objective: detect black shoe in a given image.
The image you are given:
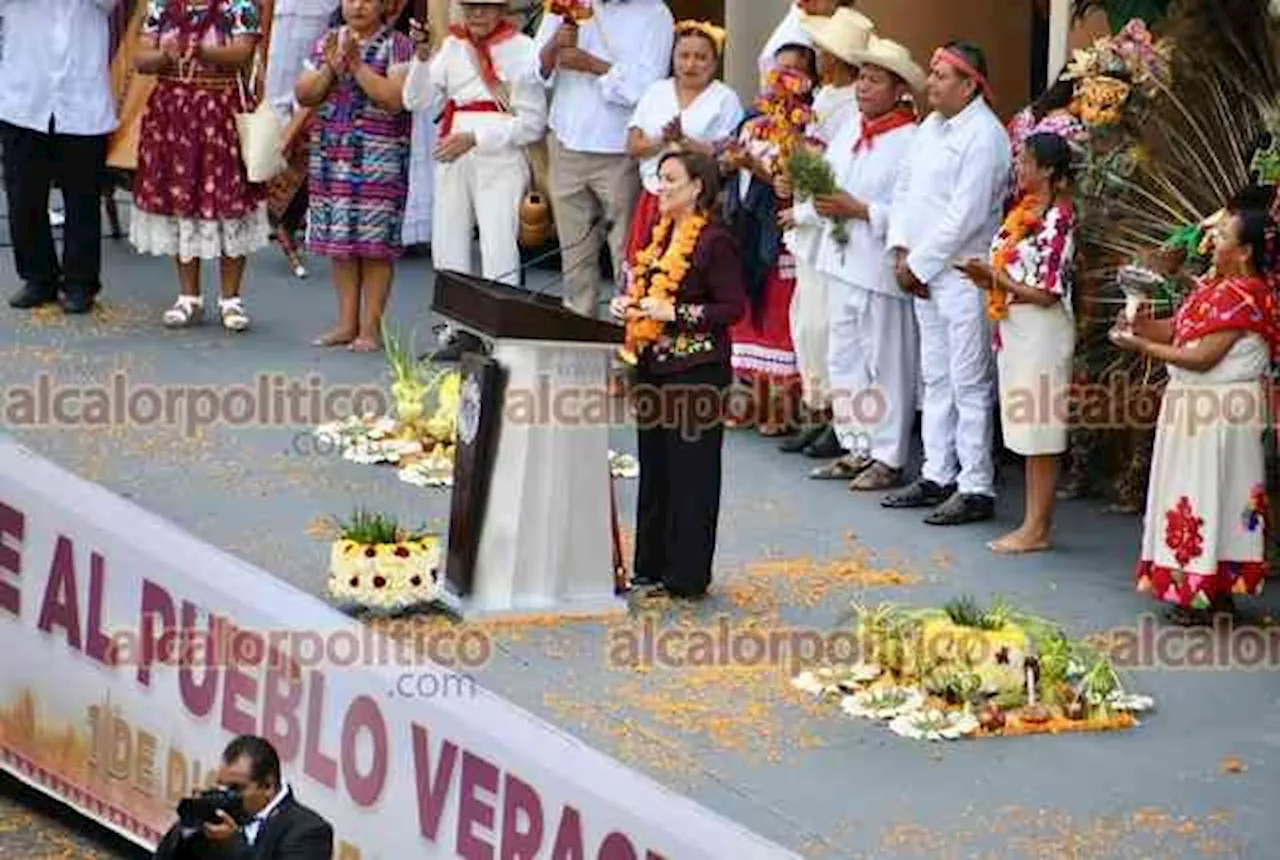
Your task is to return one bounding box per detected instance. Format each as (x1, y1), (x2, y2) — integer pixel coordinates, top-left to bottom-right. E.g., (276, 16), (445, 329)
(803, 425), (845, 459)
(427, 331), (487, 362)
(923, 492), (995, 526)
(881, 478), (955, 509)
(9, 283), (58, 309)
(779, 424), (824, 453)
(61, 289), (94, 315)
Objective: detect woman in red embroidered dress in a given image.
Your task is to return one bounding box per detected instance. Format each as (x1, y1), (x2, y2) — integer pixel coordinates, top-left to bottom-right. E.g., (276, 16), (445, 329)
(1110, 187), (1280, 625)
(132, 0), (270, 332)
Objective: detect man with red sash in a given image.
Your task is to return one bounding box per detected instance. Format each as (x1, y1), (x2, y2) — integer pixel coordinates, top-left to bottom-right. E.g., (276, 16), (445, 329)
(403, 0), (547, 301)
(802, 36), (925, 492)
(883, 40), (1011, 525)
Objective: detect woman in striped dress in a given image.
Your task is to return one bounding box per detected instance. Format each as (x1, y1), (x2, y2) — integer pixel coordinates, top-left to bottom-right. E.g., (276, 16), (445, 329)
(295, 0), (412, 352)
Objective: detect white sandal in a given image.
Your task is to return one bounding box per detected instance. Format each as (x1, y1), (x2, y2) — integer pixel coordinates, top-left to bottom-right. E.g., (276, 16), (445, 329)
(218, 297), (250, 332)
(163, 295), (204, 327)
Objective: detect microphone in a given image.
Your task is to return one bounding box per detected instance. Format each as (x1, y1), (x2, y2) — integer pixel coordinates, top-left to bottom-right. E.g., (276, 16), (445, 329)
(521, 214), (615, 307)
(482, 212), (610, 290)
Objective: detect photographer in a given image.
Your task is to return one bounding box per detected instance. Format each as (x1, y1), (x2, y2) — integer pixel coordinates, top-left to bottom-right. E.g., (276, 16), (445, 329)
(155, 735), (333, 860)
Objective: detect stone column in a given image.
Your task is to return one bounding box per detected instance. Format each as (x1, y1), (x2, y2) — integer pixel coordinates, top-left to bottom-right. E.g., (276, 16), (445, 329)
(723, 0), (791, 103)
(1048, 0), (1071, 81)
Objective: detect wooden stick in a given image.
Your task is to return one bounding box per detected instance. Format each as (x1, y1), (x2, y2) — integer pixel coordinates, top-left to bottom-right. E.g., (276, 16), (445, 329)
(609, 466), (628, 595)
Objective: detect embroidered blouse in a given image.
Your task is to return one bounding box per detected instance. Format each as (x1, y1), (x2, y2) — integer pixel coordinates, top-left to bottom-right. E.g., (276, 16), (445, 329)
(143, 0), (261, 76)
(991, 198), (1076, 308)
(1173, 275), (1280, 360)
(636, 221), (747, 374)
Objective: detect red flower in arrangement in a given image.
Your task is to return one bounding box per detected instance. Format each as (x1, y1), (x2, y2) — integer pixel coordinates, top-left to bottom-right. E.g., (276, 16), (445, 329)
(1164, 496), (1205, 568)
(394, 545), (411, 558)
(373, 576), (387, 589)
(410, 575), (423, 587)
(364, 546), (377, 558)
(348, 577), (359, 588)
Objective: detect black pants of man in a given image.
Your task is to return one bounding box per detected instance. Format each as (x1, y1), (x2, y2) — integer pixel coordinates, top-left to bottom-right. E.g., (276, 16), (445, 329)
(1, 118), (107, 310)
(633, 360), (731, 598)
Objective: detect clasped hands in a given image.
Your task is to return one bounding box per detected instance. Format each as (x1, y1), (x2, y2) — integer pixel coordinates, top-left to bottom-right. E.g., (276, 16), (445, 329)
(891, 249), (928, 298)
(408, 17), (431, 61)
(610, 295), (675, 323)
(549, 20), (607, 75)
(322, 28), (362, 77)
(1108, 303), (1157, 352)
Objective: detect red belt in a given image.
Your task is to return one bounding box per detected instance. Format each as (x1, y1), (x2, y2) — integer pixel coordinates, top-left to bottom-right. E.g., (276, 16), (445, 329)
(439, 100), (503, 137)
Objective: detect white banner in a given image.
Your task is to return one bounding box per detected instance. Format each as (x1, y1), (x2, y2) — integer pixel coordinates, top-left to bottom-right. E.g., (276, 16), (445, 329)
(0, 437), (798, 859)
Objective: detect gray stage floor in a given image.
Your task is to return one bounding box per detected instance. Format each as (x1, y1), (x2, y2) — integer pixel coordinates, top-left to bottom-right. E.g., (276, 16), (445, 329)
(0, 190), (1276, 858)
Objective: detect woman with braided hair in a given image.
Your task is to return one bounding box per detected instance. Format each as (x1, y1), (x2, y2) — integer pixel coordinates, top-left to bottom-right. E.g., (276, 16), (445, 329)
(1111, 185), (1280, 625)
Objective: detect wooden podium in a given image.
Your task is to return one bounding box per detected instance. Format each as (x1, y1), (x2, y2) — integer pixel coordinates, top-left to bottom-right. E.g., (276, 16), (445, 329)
(433, 271), (628, 619)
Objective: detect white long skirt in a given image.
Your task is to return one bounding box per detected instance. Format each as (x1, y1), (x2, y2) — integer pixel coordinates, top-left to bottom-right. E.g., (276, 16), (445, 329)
(402, 109), (436, 247)
(996, 301), (1075, 456)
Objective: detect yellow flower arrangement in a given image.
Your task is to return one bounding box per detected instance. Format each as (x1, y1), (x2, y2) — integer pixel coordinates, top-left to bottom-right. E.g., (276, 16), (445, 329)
(619, 214), (708, 365)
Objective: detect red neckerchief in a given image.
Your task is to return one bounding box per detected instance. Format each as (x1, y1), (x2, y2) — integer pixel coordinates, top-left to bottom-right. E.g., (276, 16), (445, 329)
(1174, 275), (1280, 361)
(854, 107), (916, 152)
(449, 20), (518, 93)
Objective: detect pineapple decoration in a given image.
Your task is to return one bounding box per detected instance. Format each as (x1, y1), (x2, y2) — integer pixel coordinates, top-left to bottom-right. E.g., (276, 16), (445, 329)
(382, 320), (430, 427)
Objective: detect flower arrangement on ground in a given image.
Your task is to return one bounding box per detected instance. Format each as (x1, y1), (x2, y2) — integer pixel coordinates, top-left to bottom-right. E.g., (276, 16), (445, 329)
(326, 509), (443, 614)
(791, 596), (1154, 741)
(312, 327), (461, 487)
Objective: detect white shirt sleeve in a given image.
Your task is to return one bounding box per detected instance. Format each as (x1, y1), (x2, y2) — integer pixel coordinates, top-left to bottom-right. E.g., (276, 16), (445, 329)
(595, 10), (673, 111)
(402, 50), (446, 117)
(885, 135), (918, 253)
(628, 81), (662, 132)
(708, 87), (745, 144)
(532, 12), (558, 87)
(906, 129), (1007, 284)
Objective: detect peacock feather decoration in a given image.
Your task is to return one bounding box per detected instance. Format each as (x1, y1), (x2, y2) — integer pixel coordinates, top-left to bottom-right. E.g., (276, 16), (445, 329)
(1063, 0), (1280, 524)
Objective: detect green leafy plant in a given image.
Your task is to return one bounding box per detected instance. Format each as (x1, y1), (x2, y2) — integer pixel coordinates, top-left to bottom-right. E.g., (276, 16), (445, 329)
(335, 509), (430, 545)
(786, 146), (849, 246)
(382, 320), (429, 422)
(942, 596), (1012, 631)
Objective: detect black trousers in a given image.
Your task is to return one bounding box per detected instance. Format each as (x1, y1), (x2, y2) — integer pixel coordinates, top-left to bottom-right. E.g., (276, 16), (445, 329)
(633, 360), (731, 597)
(1, 119), (107, 296)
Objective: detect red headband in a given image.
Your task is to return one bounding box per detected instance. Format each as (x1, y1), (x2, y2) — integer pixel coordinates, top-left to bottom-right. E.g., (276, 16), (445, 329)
(932, 47), (993, 103)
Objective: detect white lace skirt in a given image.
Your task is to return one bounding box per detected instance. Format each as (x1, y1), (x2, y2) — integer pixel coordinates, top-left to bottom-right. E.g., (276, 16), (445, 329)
(129, 204), (272, 261)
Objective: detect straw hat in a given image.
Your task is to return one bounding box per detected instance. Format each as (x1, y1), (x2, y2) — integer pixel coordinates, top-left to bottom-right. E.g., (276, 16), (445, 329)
(847, 35), (927, 92)
(799, 8), (874, 67)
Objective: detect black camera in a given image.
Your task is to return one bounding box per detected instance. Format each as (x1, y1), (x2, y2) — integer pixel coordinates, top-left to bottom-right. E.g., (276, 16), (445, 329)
(177, 787), (246, 828)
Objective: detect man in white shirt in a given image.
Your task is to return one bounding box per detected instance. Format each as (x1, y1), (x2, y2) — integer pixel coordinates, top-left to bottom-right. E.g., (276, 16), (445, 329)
(882, 40), (1011, 525)
(0, 0), (119, 314)
(534, 0), (672, 318)
(800, 37), (923, 491)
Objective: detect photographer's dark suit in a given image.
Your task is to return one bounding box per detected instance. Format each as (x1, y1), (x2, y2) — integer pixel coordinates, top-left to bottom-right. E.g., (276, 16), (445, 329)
(154, 788), (334, 860)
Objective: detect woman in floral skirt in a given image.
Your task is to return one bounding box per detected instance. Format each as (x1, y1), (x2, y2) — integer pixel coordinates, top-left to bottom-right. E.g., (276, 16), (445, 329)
(132, 0), (271, 331)
(1111, 186), (1280, 625)
(296, 0), (412, 352)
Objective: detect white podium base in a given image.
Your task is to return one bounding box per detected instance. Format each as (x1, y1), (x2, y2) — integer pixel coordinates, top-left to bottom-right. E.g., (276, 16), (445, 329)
(449, 338), (629, 621)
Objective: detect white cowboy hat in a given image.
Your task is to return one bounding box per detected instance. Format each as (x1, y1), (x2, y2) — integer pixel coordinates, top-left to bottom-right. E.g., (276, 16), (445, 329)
(799, 8), (874, 67)
(847, 35), (927, 92)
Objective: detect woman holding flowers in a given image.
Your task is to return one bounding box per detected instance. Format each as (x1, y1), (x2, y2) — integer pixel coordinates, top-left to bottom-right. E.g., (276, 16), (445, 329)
(624, 20), (743, 271)
(721, 43), (818, 435)
(131, 0), (270, 331)
(295, 0), (413, 352)
(611, 151), (746, 600)
(1110, 186), (1280, 626)
(958, 132), (1078, 554)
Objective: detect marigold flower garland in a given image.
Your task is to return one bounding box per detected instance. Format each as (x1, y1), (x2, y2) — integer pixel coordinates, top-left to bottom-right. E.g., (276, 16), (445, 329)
(987, 193), (1048, 321)
(619, 214), (708, 365)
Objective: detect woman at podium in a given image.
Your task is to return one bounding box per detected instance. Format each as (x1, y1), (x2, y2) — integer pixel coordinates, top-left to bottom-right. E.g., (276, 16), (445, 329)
(611, 150), (747, 599)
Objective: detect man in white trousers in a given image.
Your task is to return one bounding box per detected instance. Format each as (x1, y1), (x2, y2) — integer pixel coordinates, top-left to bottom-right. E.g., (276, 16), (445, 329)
(403, 0), (547, 314)
(265, 0), (341, 120)
(883, 40), (1010, 525)
(804, 36), (923, 491)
